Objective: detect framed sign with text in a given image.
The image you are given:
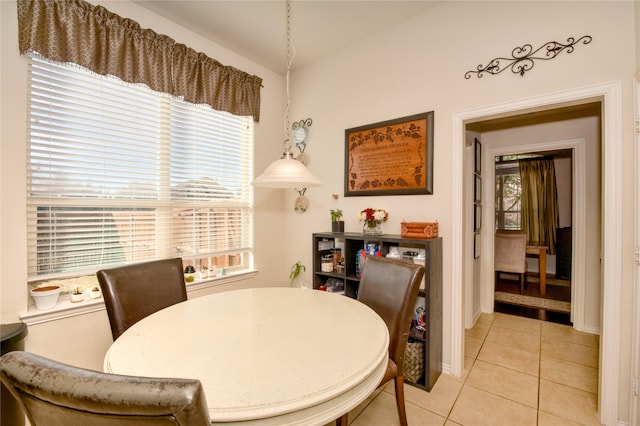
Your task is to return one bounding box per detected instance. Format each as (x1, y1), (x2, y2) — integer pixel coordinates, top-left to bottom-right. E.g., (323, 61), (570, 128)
(344, 111), (434, 196)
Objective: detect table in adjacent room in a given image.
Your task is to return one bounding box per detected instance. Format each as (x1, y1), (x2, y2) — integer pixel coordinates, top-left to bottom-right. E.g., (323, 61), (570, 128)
(526, 244), (548, 296)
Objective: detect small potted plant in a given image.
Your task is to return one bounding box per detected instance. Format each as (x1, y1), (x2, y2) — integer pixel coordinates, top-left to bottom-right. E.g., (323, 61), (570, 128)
(289, 261), (308, 289)
(71, 286), (85, 303)
(330, 209), (344, 233)
(184, 265), (196, 283)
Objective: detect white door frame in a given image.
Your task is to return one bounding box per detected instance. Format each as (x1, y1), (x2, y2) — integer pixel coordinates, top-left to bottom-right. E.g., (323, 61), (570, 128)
(483, 138), (587, 330)
(452, 81), (622, 425)
(630, 76), (640, 426)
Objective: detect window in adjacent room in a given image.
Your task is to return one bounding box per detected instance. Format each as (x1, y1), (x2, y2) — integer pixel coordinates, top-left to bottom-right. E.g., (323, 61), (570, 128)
(26, 54), (254, 288)
(494, 160), (521, 230)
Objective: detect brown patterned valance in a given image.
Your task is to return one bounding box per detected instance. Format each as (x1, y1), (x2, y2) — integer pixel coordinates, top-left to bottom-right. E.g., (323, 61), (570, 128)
(173, 44), (263, 122)
(17, 0), (262, 121)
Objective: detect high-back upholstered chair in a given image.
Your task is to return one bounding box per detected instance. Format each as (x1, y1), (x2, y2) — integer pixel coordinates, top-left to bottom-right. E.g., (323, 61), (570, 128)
(494, 231), (528, 294)
(0, 351), (210, 426)
(97, 258), (187, 340)
(338, 256), (424, 426)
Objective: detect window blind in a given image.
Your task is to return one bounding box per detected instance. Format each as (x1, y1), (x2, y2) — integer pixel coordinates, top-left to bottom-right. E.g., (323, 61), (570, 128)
(27, 55), (254, 281)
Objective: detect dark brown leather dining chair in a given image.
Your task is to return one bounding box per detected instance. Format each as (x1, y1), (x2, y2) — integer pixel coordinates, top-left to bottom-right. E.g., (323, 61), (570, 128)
(0, 351), (210, 426)
(97, 257), (188, 340)
(338, 256), (424, 426)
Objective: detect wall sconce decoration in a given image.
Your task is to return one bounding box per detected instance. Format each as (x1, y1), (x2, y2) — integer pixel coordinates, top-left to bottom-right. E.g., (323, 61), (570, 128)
(294, 188), (308, 213)
(464, 35), (592, 79)
(292, 118), (312, 165)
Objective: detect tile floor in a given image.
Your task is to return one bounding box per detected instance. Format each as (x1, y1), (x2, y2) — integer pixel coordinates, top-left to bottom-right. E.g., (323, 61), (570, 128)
(343, 312), (601, 426)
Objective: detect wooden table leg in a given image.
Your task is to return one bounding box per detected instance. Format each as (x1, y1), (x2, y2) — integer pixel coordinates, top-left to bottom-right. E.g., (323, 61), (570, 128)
(539, 248), (546, 297)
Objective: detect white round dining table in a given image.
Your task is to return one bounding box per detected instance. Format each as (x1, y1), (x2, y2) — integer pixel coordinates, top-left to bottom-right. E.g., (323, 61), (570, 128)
(104, 287), (389, 425)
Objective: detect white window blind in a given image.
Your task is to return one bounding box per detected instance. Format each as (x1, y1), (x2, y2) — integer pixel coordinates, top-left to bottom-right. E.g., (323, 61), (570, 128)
(27, 54), (254, 281)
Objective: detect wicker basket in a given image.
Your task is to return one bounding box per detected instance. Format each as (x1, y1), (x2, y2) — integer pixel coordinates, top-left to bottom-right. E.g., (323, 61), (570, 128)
(404, 340), (425, 383)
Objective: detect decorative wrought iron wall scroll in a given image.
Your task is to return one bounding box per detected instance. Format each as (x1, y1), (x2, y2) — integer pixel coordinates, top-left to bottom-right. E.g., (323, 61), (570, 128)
(465, 35), (592, 79)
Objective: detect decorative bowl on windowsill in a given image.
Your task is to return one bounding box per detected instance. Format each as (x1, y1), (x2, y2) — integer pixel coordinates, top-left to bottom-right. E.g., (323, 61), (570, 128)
(89, 287), (102, 299)
(30, 285), (62, 310)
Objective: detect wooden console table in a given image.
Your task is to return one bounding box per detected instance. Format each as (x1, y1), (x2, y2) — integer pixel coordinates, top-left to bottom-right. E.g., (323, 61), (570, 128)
(526, 244), (548, 296)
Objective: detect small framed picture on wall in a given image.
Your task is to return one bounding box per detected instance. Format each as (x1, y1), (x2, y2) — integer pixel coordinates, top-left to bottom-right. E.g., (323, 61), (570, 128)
(474, 203), (482, 232)
(474, 138), (481, 174)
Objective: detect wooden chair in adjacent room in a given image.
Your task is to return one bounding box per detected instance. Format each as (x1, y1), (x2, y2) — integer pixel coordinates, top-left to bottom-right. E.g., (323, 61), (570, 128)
(0, 351), (210, 425)
(337, 256), (424, 426)
(494, 231), (528, 294)
(97, 257), (188, 340)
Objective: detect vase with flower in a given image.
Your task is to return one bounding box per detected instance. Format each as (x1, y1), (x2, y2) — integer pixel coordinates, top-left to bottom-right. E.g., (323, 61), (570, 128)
(358, 208), (388, 235)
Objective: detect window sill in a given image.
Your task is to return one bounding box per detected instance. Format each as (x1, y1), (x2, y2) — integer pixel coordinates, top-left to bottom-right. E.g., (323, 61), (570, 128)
(21, 269), (257, 326)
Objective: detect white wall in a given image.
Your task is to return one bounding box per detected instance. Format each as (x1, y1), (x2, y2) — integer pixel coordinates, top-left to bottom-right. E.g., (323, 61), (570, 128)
(0, 0), (288, 371)
(286, 1), (635, 422)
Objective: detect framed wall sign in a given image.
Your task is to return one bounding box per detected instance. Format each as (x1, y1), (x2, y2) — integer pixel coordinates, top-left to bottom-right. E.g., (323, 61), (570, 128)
(344, 111), (434, 196)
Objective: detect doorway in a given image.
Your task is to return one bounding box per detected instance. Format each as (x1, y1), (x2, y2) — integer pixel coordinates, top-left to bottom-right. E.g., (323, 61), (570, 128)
(468, 103), (598, 330)
(490, 147), (576, 325)
(451, 81), (623, 426)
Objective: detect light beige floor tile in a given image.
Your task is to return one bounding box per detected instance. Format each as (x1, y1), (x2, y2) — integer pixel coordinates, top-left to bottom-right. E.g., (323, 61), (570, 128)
(541, 339), (599, 368)
(541, 322), (599, 348)
(461, 356), (475, 380)
(475, 312), (495, 326)
(466, 321), (491, 340)
(323, 388), (382, 426)
(486, 325), (540, 354)
(537, 410), (585, 426)
(350, 390), (446, 426)
(539, 379), (600, 426)
(540, 355), (598, 393)
(399, 374), (463, 417)
(466, 360), (538, 408)
(464, 335), (483, 359)
(492, 313), (542, 334)
(348, 388), (383, 423)
(382, 380), (394, 393)
(448, 385), (537, 426)
(450, 356), (476, 383)
(355, 313), (602, 425)
(477, 340), (540, 376)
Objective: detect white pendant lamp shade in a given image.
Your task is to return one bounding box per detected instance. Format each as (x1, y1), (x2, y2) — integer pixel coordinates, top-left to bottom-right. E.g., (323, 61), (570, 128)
(252, 0), (322, 190)
(253, 150), (322, 188)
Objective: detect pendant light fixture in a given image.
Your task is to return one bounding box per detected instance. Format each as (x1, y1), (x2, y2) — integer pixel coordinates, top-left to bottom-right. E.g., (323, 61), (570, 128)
(252, 0), (322, 188)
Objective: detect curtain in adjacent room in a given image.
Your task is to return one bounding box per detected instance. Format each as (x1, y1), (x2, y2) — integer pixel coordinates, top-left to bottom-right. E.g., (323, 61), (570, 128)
(16, 0), (262, 121)
(519, 158), (559, 255)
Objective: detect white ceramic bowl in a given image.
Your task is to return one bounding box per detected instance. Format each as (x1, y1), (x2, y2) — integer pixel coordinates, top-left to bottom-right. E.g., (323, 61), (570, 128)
(30, 286), (61, 310)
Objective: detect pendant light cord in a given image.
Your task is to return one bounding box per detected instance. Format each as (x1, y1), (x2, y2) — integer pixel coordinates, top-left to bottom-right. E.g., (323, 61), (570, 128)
(284, 0), (296, 151)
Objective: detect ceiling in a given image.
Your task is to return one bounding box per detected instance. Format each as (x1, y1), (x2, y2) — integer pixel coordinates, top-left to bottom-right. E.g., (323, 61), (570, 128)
(132, 1), (442, 74)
